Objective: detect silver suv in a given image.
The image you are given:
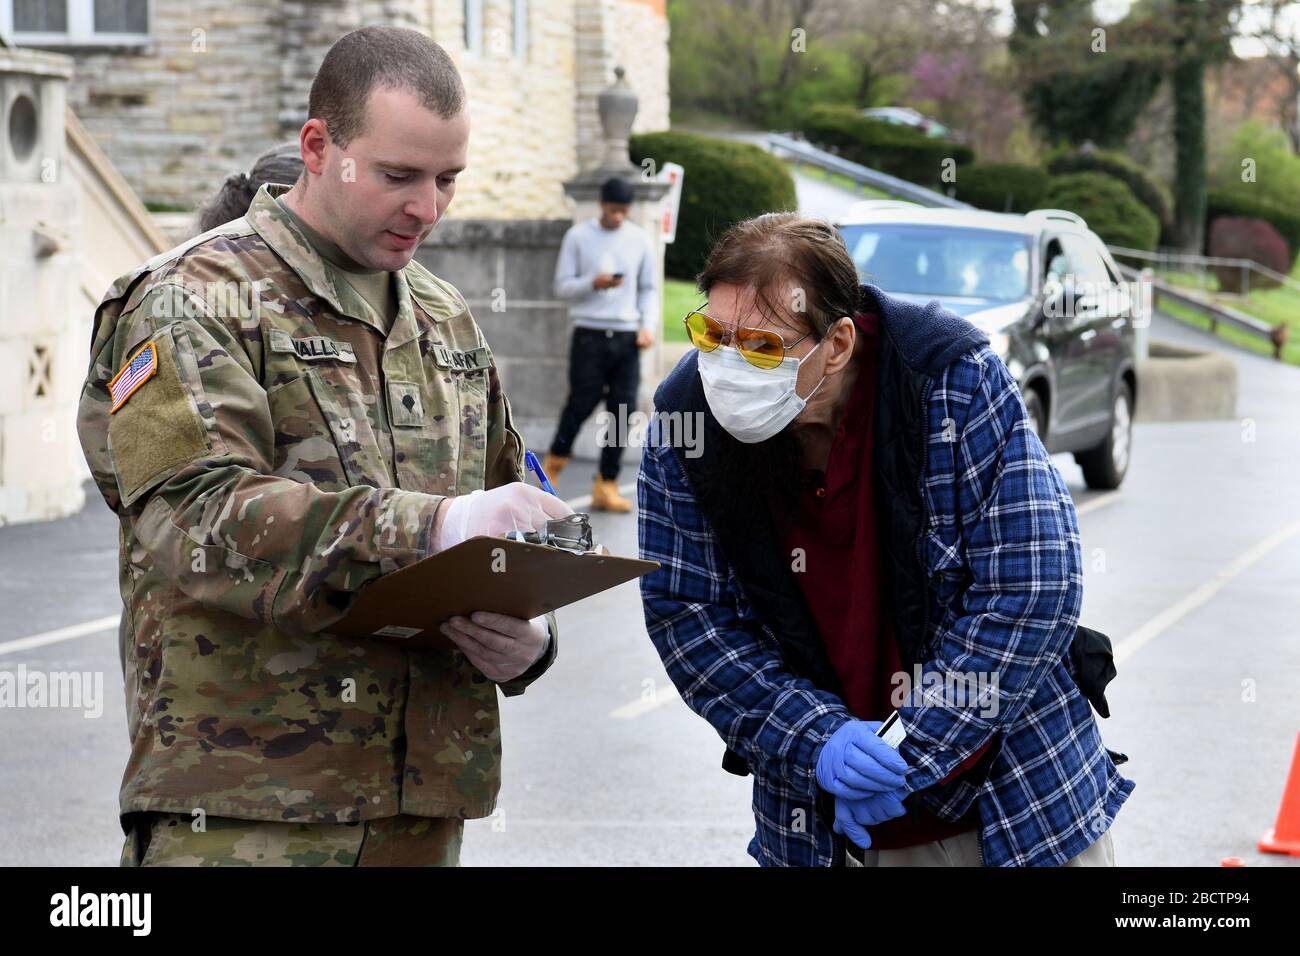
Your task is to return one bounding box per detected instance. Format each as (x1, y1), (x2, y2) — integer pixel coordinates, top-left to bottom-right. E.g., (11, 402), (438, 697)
(835, 201), (1138, 489)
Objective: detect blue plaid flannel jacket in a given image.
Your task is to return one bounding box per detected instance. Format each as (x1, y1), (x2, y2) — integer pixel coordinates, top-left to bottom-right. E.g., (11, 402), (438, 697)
(638, 342), (1136, 866)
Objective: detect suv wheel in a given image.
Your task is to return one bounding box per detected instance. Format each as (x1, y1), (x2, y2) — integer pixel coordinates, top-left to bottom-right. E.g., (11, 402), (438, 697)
(1076, 381), (1132, 490)
(1023, 388), (1046, 443)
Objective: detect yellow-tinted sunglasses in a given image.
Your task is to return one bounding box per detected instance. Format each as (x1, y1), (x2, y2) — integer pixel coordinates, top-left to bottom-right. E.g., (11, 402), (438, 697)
(683, 308), (814, 370)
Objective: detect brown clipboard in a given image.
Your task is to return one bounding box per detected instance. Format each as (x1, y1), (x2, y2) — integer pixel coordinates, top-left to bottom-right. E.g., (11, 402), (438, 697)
(326, 535), (660, 650)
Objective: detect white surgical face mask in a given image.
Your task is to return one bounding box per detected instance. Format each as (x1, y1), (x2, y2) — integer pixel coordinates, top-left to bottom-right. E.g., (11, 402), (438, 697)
(698, 340), (827, 444)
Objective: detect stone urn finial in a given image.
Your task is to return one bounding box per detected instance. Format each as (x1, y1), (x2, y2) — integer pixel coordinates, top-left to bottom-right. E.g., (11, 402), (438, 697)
(564, 63), (668, 203)
(598, 65), (638, 172)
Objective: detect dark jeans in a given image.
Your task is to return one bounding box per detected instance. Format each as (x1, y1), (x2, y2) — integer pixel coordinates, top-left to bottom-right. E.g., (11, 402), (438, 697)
(549, 327), (640, 481)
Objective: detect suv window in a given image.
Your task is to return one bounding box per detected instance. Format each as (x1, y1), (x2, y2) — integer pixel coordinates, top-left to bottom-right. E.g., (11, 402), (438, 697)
(1060, 234), (1112, 288)
(839, 224), (1031, 300)
(1044, 239), (1068, 284)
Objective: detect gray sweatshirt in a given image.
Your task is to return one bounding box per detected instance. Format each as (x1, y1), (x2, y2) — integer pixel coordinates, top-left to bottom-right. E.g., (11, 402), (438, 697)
(553, 217), (657, 332)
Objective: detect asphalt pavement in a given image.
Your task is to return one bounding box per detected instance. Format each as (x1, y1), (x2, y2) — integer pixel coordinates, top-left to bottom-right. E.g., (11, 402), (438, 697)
(2, 306), (1297, 866)
(4, 155), (1299, 865)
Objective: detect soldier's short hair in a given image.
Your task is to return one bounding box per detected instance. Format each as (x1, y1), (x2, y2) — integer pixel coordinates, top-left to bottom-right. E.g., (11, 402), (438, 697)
(309, 26), (466, 149)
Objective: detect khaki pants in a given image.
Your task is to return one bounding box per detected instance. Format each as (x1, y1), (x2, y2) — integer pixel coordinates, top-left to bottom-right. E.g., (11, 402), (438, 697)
(846, 827), (1116, 867)
(119, 812), (463, 867)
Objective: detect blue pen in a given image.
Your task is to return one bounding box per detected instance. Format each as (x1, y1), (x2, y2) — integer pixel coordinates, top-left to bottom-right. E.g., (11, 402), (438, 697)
(524, 450), (558, 497)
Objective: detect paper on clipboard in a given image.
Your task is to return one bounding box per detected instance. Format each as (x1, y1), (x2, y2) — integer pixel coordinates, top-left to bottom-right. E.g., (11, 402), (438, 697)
(325, 535), (659, 650)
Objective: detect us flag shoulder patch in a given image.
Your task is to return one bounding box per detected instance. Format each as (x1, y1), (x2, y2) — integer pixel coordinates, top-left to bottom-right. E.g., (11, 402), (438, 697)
(108, 341), (158, 414)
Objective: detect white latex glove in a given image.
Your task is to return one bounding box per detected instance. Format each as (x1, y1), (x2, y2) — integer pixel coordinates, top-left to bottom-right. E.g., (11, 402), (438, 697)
(436, 482), (574, 553)
(441, 611), (552, 682)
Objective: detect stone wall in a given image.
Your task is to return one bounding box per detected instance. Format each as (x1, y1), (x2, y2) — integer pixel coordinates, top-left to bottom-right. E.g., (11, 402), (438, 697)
(63, 3), (283, 210)
(47, 0), (668, 222)
(432, 0), (579, 220)
(574, 0), (669, 176)
(612, 1), (669, 136)
(414, 217), (573, 451)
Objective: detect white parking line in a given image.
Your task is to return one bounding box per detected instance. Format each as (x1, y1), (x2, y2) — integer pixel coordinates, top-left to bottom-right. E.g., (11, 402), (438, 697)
(0, 482), (636, 657)
(607, 493), (1123, 718)
(0, 615), (118, 656)
(13, 484), (1265, 706)
(609, 685), (680, 719)
(1076, 490), (1123, 516)
(562, 482), (637, 512)
(1113, 516), (1300, 665)
(469, 818), (749, 829)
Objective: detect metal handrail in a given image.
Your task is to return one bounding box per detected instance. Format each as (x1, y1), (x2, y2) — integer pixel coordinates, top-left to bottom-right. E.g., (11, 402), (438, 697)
(765, 132), (973, 210)
(1109, 245), (1300, 299)
(1115, 262), (1288, 359)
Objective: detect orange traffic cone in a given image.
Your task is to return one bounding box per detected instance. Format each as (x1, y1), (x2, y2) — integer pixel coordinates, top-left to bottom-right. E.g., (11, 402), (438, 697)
(1258, 731), (1300, 856)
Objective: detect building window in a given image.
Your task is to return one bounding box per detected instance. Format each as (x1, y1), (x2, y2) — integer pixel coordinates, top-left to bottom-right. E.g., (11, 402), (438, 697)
(93, 0), (146, 34)
(2, 0), (149, 46)
(463, 0), (482, 56)
(513, 0), (528, 60)
(13, 0), (67, 32)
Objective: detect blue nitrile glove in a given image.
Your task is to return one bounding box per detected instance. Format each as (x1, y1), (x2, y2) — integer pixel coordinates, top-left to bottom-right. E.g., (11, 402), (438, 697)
(815, 719), (910, 799)
(833, 790), (910, 849)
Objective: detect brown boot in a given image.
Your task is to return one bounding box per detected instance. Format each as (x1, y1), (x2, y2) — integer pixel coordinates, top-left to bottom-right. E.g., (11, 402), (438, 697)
(541, 453), (569, 480)
(591, 477), (632, 513)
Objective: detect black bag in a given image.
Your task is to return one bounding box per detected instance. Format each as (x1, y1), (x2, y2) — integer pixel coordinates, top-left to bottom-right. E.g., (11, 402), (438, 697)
(1070, 624), (1129, 766)
(1069, 624), (1118, 719)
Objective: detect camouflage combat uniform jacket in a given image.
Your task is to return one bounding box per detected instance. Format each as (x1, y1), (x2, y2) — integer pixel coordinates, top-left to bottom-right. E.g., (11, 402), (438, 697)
(76, 183), (556, 830)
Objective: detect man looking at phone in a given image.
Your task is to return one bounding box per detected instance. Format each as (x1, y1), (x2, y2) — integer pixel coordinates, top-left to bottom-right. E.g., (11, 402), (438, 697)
(543, 177), (658, 512)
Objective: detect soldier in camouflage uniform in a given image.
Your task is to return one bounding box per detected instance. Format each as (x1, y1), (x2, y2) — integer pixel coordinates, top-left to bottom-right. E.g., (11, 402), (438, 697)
(76, 26), (570, 866)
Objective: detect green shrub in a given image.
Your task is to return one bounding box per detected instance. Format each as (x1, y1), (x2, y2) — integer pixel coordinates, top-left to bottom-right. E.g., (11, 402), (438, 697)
(797, 104), (974, 188)
(1208, 121), (1300, 220)
(952, 162), (1049, 214)
(1046, 148), (1173, 228)
(1040, 172), (1160, 251)
(629, 130), (797, 281)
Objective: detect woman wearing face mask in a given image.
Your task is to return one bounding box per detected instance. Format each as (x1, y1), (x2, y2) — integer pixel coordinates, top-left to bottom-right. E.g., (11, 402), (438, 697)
(637, 213), (1133, 868)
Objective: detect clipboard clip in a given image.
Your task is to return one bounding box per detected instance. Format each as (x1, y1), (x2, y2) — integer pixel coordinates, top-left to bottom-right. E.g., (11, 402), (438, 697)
(503, 513), (595, 554)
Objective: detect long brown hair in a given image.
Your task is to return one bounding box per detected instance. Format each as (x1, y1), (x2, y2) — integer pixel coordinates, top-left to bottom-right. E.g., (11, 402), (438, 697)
(693, 213), (866, 522)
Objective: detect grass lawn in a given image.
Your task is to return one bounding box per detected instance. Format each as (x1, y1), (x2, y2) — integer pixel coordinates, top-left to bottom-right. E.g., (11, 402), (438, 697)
(669, 106), (765, 134)
(662, 277), (705, 344)
(1157, 299), (1300, 365)
(1153, 265), (1300, 366)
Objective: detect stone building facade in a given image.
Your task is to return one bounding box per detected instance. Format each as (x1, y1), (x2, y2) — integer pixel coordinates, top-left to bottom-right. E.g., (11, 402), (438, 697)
(0, 0), (670, 523)
(9, 0), (669, 220)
